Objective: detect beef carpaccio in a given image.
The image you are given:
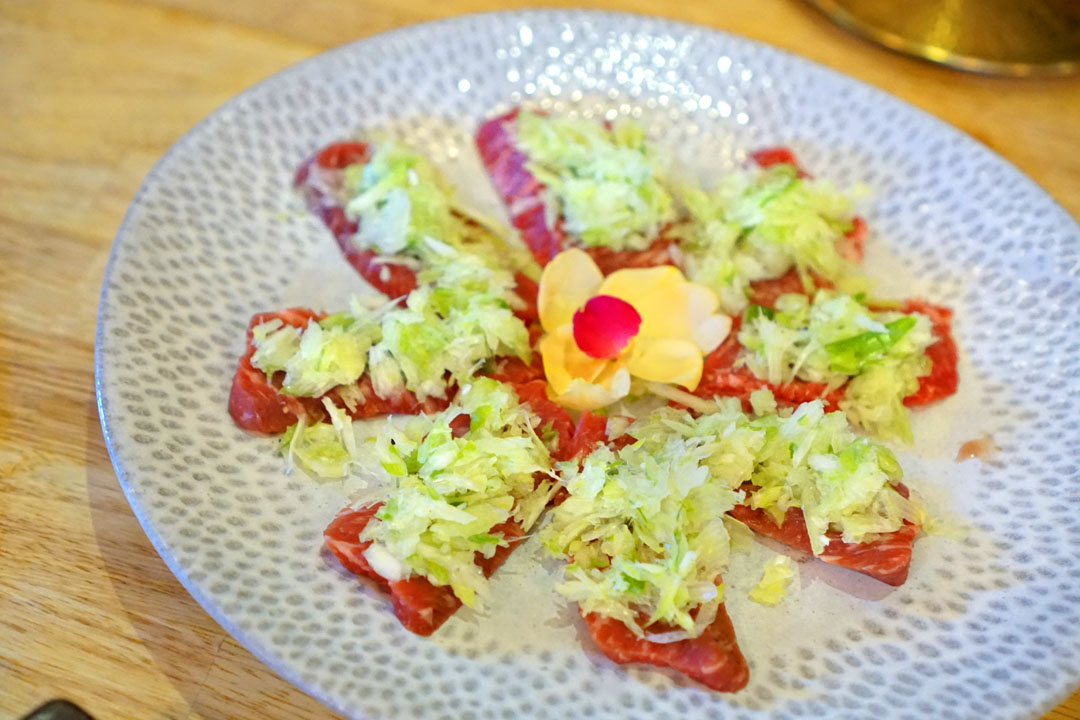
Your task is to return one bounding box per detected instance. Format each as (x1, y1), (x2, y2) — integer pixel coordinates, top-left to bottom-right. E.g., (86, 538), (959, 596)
(221, 110), (962, 694)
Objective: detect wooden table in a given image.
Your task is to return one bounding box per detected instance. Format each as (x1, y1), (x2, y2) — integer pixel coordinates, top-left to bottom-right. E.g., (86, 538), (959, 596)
(2, 0), (1078, 718)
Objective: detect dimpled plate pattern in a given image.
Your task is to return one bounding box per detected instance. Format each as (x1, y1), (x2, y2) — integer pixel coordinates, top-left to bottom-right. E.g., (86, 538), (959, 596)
(95, 11), (1080, 720)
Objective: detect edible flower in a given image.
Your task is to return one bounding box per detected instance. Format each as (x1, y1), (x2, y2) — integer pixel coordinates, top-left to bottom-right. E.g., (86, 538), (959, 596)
(537, 249), (733, 411)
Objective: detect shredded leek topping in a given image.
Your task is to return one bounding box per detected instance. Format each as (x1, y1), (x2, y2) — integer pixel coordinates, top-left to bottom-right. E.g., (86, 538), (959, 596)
(279, 399), (360, 479)
(749, 555), (794, 606)
(738, 290), (935, 442)
(676, 164), (866, 313)
(543, 417), (741, 638)
(544, 399), (921, 636)
(515, 111), (676, 251)
(249, 250), (531, 403)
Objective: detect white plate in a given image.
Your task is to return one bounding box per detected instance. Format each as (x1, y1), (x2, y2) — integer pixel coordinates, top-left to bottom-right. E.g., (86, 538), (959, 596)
(95, 11), (1080, 720)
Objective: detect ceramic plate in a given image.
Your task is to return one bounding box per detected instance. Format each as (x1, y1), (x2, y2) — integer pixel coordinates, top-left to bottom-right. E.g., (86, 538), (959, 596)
(95, 11), (1080, 720)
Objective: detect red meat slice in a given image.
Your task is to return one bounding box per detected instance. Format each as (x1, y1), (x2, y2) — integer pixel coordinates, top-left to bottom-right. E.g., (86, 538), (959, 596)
(750, 146), (809, 177)
(587, 237), (677, 276)
(742, 222), (866, 310)
(747, 269), (817, 309)
(295, 141), (420, 299)
(505, 379), (576, 461)
(448, 413), (472, 438)
(295, 141), (541, 322)
(228, 309), (450, 434)
(475, 109), (675, 272)
(562, 411), (609, 464)
(511, 272), (540, 323)
(322, 380), (579, 636)
(481, 355), (546, 387)
(696, 297), (957, 412)
(548, 411), (612, 505)
(841, 216), (868, 263)
(695, 316), (844, 412)
(552, 417), (749, 692)
(898, 300), (958, 406)
(476, 109), (560, 266)
(749, 146), (867, 264)
(228, 308), (327, 434)
(727, 483), (919, 586)
(312, 141), (370, 171)
(743, 226), (864, 310)
(324, 504), (524, 636)
(582, 606), (749, 693)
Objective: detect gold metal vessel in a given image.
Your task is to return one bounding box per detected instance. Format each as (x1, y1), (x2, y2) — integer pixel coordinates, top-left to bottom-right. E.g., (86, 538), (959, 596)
(805, 0), (1080, 76)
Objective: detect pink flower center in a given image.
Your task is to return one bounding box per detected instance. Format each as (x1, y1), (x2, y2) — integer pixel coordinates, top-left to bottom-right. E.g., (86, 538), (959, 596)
(572, 295), (642, 359)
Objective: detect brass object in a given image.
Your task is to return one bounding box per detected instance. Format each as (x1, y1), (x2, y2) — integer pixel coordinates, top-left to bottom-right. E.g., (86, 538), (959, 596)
(805, 0), (1080, 76)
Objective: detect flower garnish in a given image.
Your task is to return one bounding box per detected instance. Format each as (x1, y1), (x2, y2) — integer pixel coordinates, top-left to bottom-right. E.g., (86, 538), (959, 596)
(573, 295), (642, 359)
(537, 249), (733, 411)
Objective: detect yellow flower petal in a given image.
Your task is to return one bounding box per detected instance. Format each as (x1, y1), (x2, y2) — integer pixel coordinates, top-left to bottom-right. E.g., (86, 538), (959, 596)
(593, 356), (631, 388)
(693, 314), (733, 354)
(600, 265), (725, 351)
(540, 323), (631, 410)
(626, 336), (704, 391)
(682, 283), (721, 335)
(538, 249), (604, 333)
(554, 368), (632, 412)
(540, 325), (609, 396)
(599, 266), (687, 340)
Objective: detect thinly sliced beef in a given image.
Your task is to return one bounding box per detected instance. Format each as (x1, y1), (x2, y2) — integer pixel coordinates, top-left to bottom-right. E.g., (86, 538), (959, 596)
(750, 146), (867, 264)
(582, 607), (749, 693)
(742, 223), (866, 311)
(556, 420), (749, 692)
(696, 298), (958, 412)
(481, 355), (546, 387)
(506, 379), (576, 461)
(747, 269), (820, 309)
(228, 309), (450, 434)
(695, 316), (844, 413)
(229, 296), (552, 436)
(324, 505), (524, 636)
(295, 141), (419, 299)
(296, 140), (541, 320)
(728, 483), (920, 586)
(750, 146), (808, 176)
(323, 382), (577, 635)
(561, 411), (609, 464)
(475, 109), (675, 272)
(897, 300), (958, 406)
(228, 309), (326, 434)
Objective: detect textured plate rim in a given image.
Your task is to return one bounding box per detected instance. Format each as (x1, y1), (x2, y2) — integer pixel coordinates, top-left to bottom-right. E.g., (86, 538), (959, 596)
(93, 9), (1080, 719)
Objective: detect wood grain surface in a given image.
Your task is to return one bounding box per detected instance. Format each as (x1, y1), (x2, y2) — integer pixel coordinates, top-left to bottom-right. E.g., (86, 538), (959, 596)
(1, 0), (1078, 718)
